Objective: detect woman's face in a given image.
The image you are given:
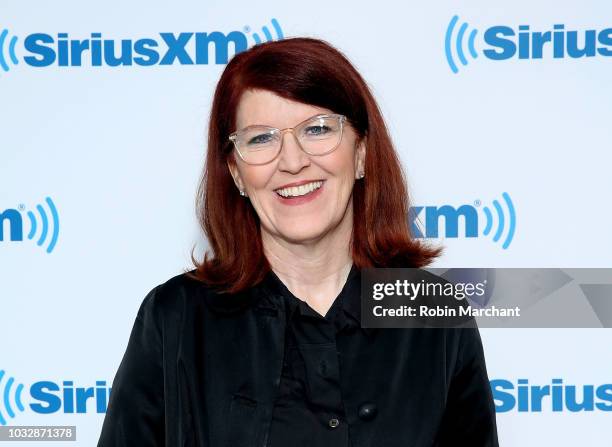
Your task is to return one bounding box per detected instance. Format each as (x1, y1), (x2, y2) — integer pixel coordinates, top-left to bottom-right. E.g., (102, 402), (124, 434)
(227, 89), (366, 244)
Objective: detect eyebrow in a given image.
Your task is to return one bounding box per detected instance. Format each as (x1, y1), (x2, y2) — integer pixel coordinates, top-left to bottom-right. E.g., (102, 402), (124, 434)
(238, 113), (332, 130)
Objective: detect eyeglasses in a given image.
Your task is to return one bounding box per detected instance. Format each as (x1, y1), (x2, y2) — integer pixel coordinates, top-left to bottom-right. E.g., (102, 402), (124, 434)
(228, 113), (347, 165)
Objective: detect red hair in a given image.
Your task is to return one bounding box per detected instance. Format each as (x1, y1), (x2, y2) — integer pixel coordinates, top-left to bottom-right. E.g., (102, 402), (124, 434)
(185, 37), (442, 293)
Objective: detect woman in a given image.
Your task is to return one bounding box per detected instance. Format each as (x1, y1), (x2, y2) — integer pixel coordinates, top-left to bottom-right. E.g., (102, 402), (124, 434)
(97, 37), (499, 446)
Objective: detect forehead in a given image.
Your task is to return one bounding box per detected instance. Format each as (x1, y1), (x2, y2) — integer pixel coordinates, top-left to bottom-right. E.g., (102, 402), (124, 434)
(235, 89), (333, 129)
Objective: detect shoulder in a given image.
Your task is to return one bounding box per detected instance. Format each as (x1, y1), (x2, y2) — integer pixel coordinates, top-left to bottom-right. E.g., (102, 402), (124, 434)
(138, 269), (263, 323)
(156, 268), (205, 298)
(409, 266), (453, 286)
(136, 269), (213, 324)
(406, 268), (483, 361)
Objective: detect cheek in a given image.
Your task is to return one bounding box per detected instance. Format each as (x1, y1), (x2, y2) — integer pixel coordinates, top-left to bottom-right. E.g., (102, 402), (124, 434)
(242, 166), (275, 189)
(324, 144), (357, 177)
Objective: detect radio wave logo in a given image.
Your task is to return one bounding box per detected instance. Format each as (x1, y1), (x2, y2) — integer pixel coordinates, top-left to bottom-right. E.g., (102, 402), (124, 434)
(445, 15), (612, 73)
(0, 196), (60, 253)
(0, 18), (283, 74)
(409, 192), (517, 249)
(0, 370), (25, 426)
(481, 192), (516, 249)
(445, 15), (479, 73)
(248, 18), (284, 45)
(0, 28), (19, 73)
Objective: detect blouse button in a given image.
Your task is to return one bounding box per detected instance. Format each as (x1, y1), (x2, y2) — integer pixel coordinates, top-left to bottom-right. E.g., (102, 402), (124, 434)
(358, 402), (378, 421)
(319, 359), (328, 377)
(328, 417), (340, 428)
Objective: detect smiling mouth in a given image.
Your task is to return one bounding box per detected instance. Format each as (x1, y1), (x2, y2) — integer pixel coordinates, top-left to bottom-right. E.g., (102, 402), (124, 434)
(275, 180), (325, 198)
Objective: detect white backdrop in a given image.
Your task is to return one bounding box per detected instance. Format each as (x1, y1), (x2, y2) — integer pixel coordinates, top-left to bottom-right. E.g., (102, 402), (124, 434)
(1, 1), (611, 445)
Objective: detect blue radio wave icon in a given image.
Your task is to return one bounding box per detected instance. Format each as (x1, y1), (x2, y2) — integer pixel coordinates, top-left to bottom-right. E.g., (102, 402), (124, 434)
(249, 18), (284, 45)
(0, 370), (25, 426)
(26, 197), (60, 254)
(481, 192), (516, 249)
(445, 15), (478, 73)
(0, 28), (19, 73)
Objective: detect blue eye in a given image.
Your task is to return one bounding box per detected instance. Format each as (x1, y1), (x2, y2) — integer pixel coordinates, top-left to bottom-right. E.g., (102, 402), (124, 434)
(248, 133), (273, 145)
(305, 125), (331, 136)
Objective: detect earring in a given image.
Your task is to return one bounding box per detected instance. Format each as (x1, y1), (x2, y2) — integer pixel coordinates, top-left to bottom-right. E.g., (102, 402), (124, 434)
(359, 171), (365, 179)
(239, 190), (247, 197)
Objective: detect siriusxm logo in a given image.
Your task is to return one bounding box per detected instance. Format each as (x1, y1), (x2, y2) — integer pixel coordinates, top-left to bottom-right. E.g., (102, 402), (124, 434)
(445, 15), (612, 73)
(491, 378), (612, 412)
(0, 197), (60, 253)
(409, 192), (516, 249)
(3, 369), (610, 422)
(0, 18), (282, 73)
(0, 370), (110, 425)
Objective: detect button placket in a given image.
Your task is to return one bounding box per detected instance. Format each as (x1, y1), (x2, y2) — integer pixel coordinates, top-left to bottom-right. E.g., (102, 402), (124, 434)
(267, 282), (353, 446)
(319, 359), (328, 377)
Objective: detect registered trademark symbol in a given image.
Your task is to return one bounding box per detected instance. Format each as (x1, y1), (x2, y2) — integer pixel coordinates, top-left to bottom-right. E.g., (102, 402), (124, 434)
(243, 25), (251, 33)
(474, 199), (481, 207)
(18, 203), (25, 211)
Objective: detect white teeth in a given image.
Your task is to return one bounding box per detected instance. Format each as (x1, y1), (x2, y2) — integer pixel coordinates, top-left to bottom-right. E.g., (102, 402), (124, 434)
(276, 181), (323, 198)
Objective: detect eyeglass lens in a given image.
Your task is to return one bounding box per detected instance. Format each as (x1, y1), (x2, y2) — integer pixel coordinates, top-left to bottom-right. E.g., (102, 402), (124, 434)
(234, 115), (343, 164)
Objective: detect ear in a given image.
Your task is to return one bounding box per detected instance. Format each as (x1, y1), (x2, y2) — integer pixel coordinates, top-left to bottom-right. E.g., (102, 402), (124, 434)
(226, 156), (246, 193)
(354, 138), (367, 179)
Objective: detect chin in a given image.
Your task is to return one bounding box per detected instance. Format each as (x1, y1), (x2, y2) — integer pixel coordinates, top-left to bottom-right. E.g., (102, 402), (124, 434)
(279, 226), (327, 244)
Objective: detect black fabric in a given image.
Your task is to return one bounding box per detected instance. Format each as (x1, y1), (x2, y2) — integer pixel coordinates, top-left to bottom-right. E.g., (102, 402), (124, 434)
(267, 267), (352, 446)
(97, 264), (500, 447)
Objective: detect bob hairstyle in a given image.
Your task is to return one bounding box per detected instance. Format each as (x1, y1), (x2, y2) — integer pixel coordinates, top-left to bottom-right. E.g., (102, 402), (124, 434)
(186, 37), (442, 294)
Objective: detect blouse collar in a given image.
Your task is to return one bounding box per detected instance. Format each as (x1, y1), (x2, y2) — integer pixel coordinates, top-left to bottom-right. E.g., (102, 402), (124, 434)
(261, 263), (376, 337)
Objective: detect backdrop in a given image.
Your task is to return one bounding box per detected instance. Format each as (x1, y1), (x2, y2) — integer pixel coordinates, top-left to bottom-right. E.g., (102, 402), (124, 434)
(1, 1), (611, 445)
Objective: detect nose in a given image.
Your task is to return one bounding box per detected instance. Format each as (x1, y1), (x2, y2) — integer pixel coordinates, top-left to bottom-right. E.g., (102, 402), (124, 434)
(276, 130), (310, 173)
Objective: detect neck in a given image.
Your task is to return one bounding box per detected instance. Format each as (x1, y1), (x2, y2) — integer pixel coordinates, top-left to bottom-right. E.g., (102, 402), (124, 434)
(261, 205), (354, 316)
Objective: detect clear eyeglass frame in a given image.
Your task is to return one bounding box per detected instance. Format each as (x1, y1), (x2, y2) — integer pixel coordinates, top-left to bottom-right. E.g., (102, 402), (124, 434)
(228, 113), (348, 166)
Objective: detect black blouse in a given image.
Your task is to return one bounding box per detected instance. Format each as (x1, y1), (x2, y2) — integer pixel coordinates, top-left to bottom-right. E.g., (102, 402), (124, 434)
(97, 262), (499, 446)
(267, 264), (365, 447)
